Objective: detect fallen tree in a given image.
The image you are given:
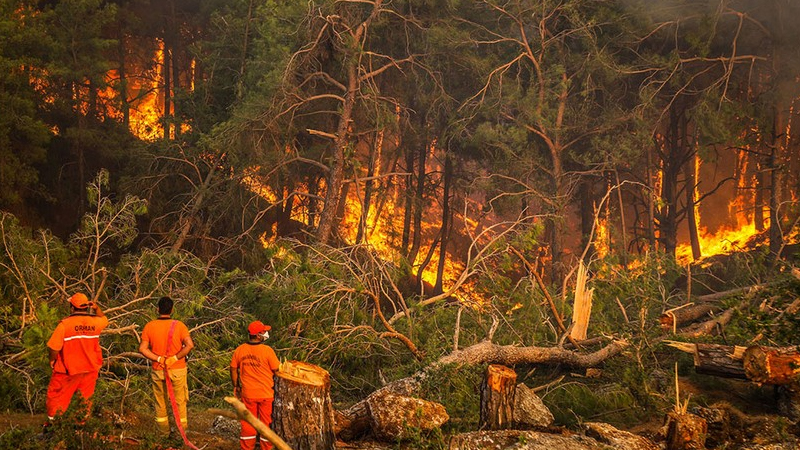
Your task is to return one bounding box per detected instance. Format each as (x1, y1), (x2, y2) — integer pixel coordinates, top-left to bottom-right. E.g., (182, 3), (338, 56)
(335, 338), (628, 440)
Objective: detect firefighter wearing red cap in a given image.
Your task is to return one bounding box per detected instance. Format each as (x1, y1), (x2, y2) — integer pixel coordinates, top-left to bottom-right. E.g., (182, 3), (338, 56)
(230, 321), (280, 450)
(45, 292), (108, 422)
(138, 296), (195, 435)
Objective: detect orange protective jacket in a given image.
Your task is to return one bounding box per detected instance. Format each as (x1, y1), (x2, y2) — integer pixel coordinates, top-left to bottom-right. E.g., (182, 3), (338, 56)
(141, 318), (190, 370)
(230, 342), (280, 399)
(47, 313), (109, 374)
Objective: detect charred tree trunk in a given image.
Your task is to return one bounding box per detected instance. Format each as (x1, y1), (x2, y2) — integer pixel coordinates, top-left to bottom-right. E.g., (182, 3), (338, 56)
(479, 364), (517, 430)
(647, 142), (657, 250)
(273, 361), (335, 450)
(356, 134), (379, 244)
(614, 169), (629, 266)
(579, 180), (596, 259)
(162, 37), (171, 140)
(685, 149), (701, 261)
(315, 51), (360, 245)
(433, 152), (452, 295)
(401, 145), (414, 257)
(769, 98), (785, 259)
(169, 0), (180, 139)
(118, 38), (130, 128)
(307, 174), (320, 229)
(408, 141), (427, 265)
(657, 105), (691, 258)
(755, 152), (765, 231)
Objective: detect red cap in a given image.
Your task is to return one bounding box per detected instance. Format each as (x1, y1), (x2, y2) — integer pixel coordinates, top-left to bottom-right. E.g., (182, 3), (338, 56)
(69, 293), (91, 309)
(248, 321), (271, 335)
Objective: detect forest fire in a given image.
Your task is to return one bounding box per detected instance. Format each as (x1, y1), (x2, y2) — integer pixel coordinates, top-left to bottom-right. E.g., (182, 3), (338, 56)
(125, 44), (164, 141)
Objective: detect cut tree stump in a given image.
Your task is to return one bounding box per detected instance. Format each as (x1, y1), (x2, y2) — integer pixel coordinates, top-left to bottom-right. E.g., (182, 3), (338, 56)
(664, 411), (707, 450)
(272, 360), (335, 450)
(479, 364), (517, 430)
(743, 345), (800, 385)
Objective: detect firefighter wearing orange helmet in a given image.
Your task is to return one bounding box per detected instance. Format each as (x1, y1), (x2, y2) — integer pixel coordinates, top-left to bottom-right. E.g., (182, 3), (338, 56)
(230, 320), (281, 450)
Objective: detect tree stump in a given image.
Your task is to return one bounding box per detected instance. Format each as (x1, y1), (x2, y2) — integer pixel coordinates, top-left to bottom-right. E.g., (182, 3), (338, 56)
(664, 411), (707, 450)
(272, 360), (335, 450)
(479, 364), (517, 430)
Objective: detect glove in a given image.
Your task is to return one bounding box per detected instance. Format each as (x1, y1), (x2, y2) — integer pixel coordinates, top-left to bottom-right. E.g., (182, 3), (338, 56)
(165, 356), (179, 367)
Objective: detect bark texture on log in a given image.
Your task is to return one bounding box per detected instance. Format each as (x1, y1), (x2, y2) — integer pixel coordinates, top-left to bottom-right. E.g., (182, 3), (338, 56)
(584, 422), (659, 450)
(273, 361), (335, 450)
(693, 344), (748, 379)
(664, 411), (707, 450)
(666, 342), (747, 379)
(513, 383), (554, 429)
(366, 391), (448, 441)
(660, 303), (719, 330)
(448, 430), (605, 450)
(678, 308), (736, 338)
(743, 345), (800, 385)
(479, 364), (516, 430)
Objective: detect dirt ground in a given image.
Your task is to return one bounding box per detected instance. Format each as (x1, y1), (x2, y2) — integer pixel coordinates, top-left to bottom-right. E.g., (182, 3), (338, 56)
(0, 376), (797, 449)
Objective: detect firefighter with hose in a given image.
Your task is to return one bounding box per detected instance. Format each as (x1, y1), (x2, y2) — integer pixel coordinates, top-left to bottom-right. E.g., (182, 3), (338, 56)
(139, 296), (195, 438)
(230, 320), (281, 450)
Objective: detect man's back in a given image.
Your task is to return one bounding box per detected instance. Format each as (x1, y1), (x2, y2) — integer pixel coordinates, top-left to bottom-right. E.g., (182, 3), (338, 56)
(141, 318), (190, 370)
(48, 313), (109, 374)
(231, 343), (280, 399)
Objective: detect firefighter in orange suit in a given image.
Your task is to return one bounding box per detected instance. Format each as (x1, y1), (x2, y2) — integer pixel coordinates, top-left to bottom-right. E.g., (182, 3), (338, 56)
(45, 292), (108, 422)
(230, 321), (281, 450)
(138, 296), (195, 435)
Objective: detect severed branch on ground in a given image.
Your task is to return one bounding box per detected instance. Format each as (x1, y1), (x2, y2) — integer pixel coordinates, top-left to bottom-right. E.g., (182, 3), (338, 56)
(209, 397), (294, 450)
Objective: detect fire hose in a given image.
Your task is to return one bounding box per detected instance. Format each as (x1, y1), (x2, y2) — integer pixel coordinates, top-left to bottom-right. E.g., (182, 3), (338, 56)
(165, 320), (200, 450)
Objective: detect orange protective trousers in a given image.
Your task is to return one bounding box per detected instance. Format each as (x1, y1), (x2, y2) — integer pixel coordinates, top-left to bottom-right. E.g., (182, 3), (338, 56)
(239, 397), (273, 450)
(45, 371), (99, 419)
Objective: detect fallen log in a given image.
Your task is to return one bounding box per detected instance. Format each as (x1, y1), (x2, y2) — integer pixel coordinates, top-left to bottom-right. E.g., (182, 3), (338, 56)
(665, 342), (748, 379)
(743, 345), (800, 385)
(367, 391), (449, 441)
(336, 339), (627, 439)
(659, 303), (721, 330)
(479, 364), (516, 430)
(675, 307), (737, 338)
(668, 342), (800, 420)
(696, 282), (779, 302)
(273, 360), (336, 450)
